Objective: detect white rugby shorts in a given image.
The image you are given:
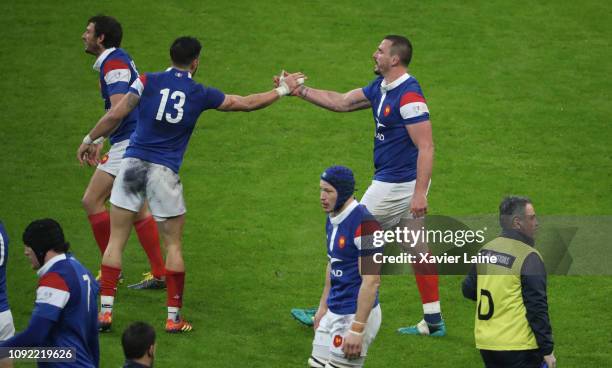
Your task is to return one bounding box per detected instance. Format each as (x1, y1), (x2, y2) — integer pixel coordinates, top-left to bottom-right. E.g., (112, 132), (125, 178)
(360, 180), (419, 230)
(311, 304), (381, 367)
(97, 139), (129, 177)
(0, 309), (15, 341)
(110, 157), (186, 220)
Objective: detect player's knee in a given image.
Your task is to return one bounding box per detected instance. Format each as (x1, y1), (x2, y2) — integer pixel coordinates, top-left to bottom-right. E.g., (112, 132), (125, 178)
(81, 194), (97, 213)
(308, 355), (327, 368)
(81, 192), (106, 214)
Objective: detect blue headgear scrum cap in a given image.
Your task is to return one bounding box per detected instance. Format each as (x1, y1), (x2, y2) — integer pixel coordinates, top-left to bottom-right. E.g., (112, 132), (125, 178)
(321, 166), (355, 211)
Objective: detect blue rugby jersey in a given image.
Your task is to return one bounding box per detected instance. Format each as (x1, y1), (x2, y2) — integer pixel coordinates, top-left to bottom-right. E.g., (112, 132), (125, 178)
(0, 221), (9, 313)
(125, 68), (226, 173)
(34, 254), (99, 367)
(325, 200), (382, 315)
(362, 74), (431, 183)
(93, 47), (140, 145)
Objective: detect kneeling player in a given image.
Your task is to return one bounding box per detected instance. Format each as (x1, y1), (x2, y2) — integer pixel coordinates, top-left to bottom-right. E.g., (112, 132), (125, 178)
(309, 166), (383, 368)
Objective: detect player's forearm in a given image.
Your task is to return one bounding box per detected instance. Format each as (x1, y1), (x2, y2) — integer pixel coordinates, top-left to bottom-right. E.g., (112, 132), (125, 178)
(238, 90), (281, 112)
(353, 274), (380, 324)
(88, 93), (138, 140)
(88, 113), (121, 141)
(0, 315), (52, 349)
(414, 143), (434, 196)
(318, 263), (332, 310)
(299, 86), (350, 112)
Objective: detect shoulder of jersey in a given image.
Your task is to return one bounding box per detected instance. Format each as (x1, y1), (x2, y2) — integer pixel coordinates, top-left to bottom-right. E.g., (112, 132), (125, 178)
(358, 205), (378, 222)
(402, 75), (422, 89)
(103, 52), (132, 75)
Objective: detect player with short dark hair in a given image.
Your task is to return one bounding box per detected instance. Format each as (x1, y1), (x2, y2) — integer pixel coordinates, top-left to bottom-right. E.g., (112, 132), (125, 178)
(0, 219), (99, 368)
(285, 35), (445, 336)
(462, 196), (556, 368)
(79, 14), (166, 290)
(78, 35), (304, 332)
(308, 166), (383, 368)
(87, 15), (123, 49)
(122, 322), (155, 368)
(382, 35), (413, 66)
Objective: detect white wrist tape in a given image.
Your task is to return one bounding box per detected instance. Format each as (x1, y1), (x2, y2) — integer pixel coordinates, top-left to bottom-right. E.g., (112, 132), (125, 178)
(93, 136), (105, 145)
(348, 329), (364, 336)
(275, 84), (290, 97)
(82, 135), (93, 145)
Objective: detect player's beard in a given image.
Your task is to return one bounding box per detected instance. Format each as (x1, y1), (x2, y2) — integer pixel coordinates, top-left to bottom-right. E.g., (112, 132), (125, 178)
(374, 63), (381, 76)
(84, 43), (101, 56)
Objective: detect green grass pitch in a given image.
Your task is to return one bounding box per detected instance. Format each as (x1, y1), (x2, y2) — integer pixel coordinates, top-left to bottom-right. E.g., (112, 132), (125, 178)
(1, 0), (611, 366)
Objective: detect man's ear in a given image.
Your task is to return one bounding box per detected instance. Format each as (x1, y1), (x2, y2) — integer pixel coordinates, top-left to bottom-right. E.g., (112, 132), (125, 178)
(391, 54), (401, 67)
(97, 33), (105, 47)
(511, 215), (522, 230)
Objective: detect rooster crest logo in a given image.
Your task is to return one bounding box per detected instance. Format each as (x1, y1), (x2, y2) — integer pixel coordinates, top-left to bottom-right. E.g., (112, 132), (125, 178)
(383, 105), (391, 117)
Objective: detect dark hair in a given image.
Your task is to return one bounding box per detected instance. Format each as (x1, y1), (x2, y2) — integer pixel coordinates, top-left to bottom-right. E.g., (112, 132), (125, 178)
(170, 36), (202, 67)
(122, 322), (156, 360)
(23, 218), (70, 265)
(87, 15), (123, 48)
(499, 196), (532, 229)
(384, 35), (413, 66)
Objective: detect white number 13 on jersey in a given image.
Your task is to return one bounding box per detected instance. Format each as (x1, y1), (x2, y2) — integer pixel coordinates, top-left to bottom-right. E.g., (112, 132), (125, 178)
(156, 88), (186, 124)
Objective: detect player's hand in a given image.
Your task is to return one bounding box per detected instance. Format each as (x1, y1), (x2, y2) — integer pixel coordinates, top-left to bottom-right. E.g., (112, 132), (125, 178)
(77, 143), (93, 166)
(543, 353), (556, 368)
(274, 70), (306, 96)
(313, 306), (327, 330)
(88, 143), (103, 166)
(410, 192), (428, 218)
(342, 331), (363, 360)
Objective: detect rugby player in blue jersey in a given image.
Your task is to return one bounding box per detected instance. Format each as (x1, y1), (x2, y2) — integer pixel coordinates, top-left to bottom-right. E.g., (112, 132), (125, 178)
(308, 166), (382, 368)
(80, 15), (166, 290)
(286, 35), (445, 336)
(0, 221), (14, 368)
(0, 222), (14, 345)
(77, 36), (304, 333)
(0, 219), (99, 368)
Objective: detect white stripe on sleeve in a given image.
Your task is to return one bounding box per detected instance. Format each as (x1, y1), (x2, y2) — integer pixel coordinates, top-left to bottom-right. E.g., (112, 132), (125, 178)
(130, 78), (145, 96)
(104, 69), (131, 85)
(36, 286), (70, 309)
(400, 102), (429, 120)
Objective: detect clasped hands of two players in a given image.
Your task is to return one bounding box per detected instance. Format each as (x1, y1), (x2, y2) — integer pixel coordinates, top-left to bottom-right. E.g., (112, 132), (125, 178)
(273, 70), (307, 97)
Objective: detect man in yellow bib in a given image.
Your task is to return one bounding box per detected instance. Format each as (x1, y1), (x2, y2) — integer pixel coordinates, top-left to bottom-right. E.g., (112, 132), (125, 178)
(463, 196), (556, 368)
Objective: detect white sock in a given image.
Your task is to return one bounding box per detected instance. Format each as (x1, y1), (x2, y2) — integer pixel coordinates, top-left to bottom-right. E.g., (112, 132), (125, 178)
(101, 296), (114, 314)
(168, 306), (180, 322)
(423, 301), (441, 314)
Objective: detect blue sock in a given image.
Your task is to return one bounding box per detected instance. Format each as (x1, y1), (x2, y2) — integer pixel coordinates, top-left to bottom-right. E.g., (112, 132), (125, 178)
(424, 312), (442, 325)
